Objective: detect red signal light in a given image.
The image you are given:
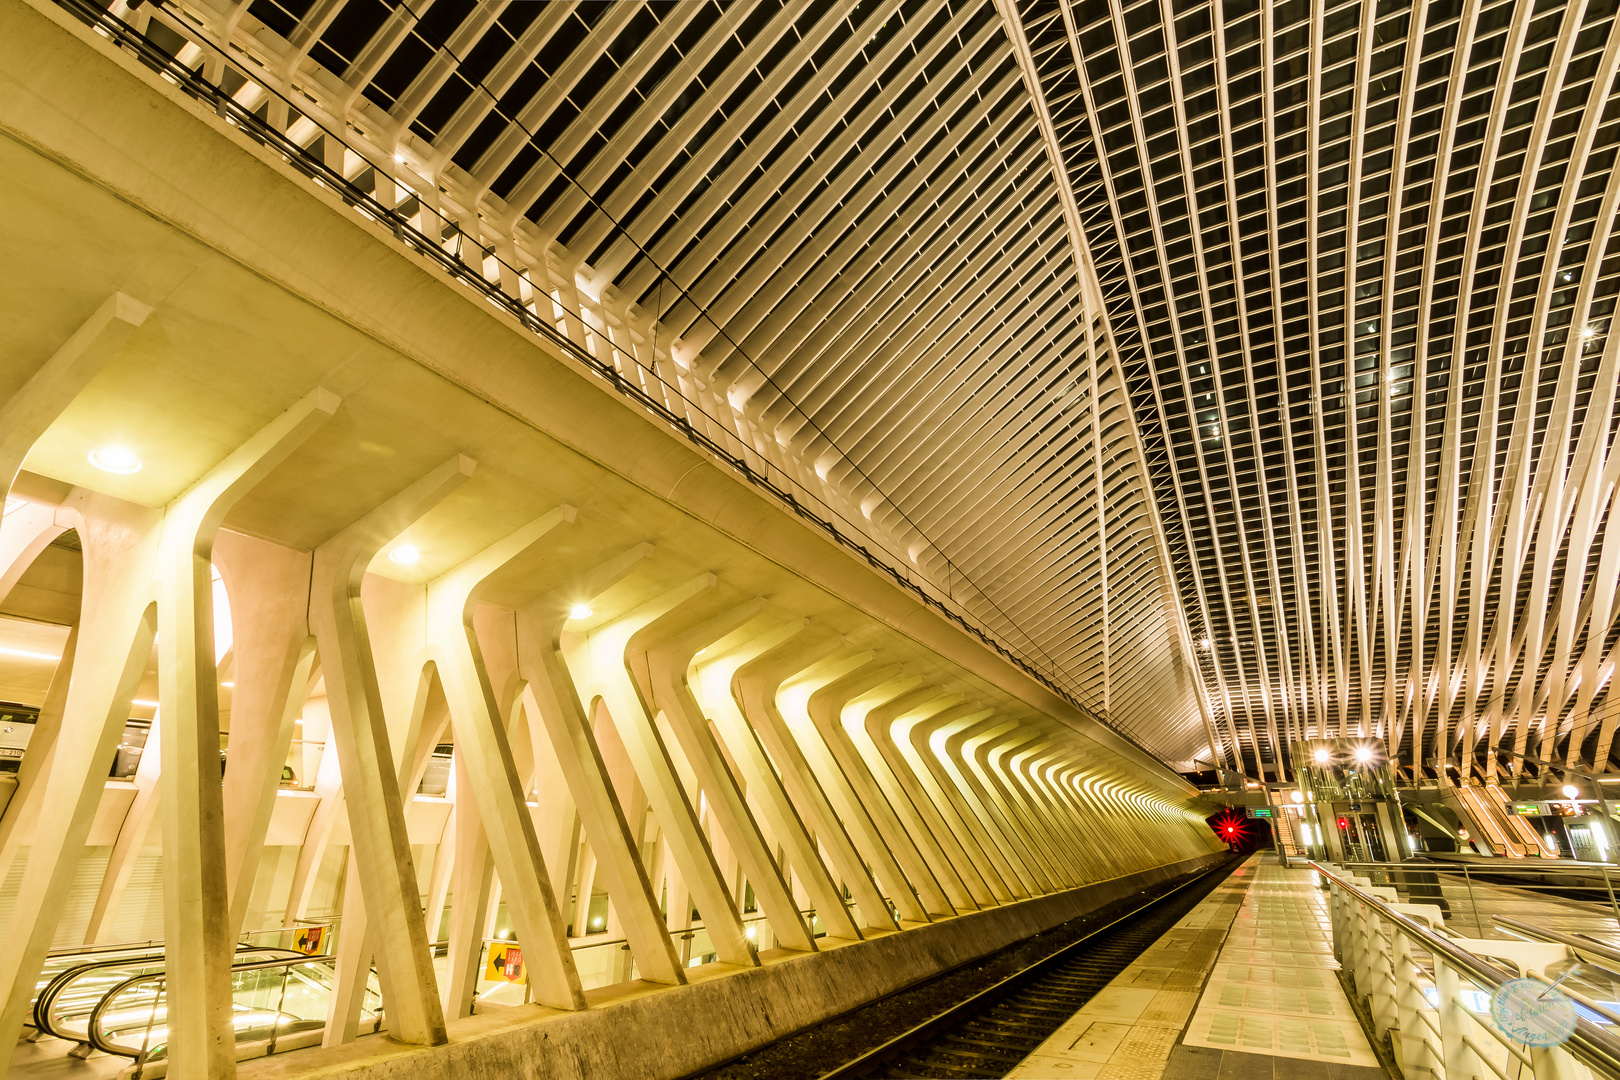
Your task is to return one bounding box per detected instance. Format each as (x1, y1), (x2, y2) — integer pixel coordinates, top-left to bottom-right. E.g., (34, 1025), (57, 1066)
(1338, 817), (1348, 828)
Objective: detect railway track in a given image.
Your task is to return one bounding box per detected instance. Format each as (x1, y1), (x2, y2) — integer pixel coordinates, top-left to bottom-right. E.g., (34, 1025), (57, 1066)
(818, 859), (1238, 1079)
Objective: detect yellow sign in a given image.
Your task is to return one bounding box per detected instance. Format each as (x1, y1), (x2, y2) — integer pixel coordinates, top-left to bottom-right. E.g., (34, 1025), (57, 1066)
(293, 926), (325, 955)
(485, 942), (526, 984)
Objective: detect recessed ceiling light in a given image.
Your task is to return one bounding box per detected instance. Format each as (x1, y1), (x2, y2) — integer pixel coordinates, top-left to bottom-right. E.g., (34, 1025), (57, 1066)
(388, 545), (420, 566)
(569, 603), (593, 620)
(89, 446), (142, 474)
(133, 698), (159, 707)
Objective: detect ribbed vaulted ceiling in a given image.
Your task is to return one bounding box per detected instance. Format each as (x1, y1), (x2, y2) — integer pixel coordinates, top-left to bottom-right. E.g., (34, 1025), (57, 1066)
(1009, 0), (1620, 779)
(90, 0), (1212, 762)
(84, 0), (1620, 783)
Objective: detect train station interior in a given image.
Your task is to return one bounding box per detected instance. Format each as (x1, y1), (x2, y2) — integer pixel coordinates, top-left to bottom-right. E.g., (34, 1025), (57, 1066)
(0, 0), (1618, 1077)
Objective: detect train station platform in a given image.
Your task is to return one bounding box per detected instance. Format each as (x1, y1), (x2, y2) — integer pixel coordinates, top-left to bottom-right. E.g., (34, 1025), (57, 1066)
(1008, 854), (1387, 1079)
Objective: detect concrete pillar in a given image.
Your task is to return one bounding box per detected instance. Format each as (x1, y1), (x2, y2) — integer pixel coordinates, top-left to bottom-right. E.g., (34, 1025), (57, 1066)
(0, 491), (161, 1073)
(426, 507), (586, 1011)
(515, 542), (686, 985)
(216, 529), (318, 938)
(699, 622), (864, 941)
(584, 575), (757, 968)
(309, 457), (473, 1047)
(149, 387), (338, 1076)
(804, 661), (951, 918)
(731, 626), (897, 934)
(626, 592), (815, 952)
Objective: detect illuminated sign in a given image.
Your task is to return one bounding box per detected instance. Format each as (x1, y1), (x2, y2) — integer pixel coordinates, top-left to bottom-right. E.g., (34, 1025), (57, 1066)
(1511, 803), (1545, 816)
(1249, 807), (1272, 818)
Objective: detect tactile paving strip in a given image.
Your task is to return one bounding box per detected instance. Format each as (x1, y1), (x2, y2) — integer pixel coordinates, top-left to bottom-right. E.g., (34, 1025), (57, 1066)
(1180, 862), (1381, 1068)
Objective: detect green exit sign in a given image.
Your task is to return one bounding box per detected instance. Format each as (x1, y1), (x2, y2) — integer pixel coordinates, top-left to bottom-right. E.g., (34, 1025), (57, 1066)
(1249, 807), (1272, 818)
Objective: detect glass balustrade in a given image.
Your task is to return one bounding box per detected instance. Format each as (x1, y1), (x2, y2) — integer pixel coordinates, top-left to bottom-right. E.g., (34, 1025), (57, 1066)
(89, 955), (382, 1061)
(37, 948), (302, 1045)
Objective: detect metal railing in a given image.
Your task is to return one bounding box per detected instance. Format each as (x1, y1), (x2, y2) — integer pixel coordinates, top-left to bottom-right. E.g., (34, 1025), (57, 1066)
(1316, 860), (1620, 1079)
(1339, 860), (1620, 940)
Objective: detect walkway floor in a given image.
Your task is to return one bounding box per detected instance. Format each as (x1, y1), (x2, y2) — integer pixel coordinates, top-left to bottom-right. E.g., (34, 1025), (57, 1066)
(1006, 853), (1388, 1079)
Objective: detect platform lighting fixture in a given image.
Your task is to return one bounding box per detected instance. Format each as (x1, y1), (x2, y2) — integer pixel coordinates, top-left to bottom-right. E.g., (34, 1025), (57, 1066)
(388, 545), (419, 566)
(569, 603), (593, 620)
(1546, 834), (1558, 849)
(1314, 749), (1330, 764)
(1354, 746), (1373, 763)
(1198, 637), (1212, 650)
(1563, 784), (1581, 800)
(1582, 325), (1598, 339)
(133, 698), (159, 707)
(89, 446), (142, 474)
(1291, 790), (1304, 804)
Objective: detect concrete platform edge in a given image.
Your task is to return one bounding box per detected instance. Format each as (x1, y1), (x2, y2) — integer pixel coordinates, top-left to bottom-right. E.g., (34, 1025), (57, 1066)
(235, 853), (1226, 1080)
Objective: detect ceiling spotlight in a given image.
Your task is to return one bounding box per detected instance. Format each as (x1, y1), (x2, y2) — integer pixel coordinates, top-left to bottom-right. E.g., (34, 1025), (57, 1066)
(1198, 637), (1212, 650)
(393, 153), (406, 164)
(1563, 784), (1580, 800)
(388, 545), (420, 566)
(1581, 325), (1598, 339)
(1354, 746), (1373, 763)
(1291, 790), (1304, 804)
(1314, 749), (1330, 764)
(569, 603), (593, 620)
(89, 446), (142, 474)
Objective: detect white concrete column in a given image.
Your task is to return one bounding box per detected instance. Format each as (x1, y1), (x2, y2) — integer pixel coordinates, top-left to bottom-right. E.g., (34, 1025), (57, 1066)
(626, 594), (815, 952)
(426, 507), (586, 1011)
(0, 491), (160, 1072)
(309, 456), (473, 1047)
(583, 575), (757, 967)
(216, 529), (318, 937)
(516, 543), (686, 985)
(731, 626), (897, 934)
(938, 715), (1040, 897)
(844, 682), (977, 912)
(861, 690), (991, 908)
(778, 655), (929, 924)
(149, 387), (337, 1076)
(901, 705), (1012, 903)
(698, 623), (864, 941)
(806, 661), (953, 917)
(441, 751), (494, 1019)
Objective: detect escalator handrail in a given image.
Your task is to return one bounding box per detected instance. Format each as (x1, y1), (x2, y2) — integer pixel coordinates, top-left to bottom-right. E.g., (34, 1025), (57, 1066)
(35, 947), (304, 1044)
(86, 951), (350, 1058)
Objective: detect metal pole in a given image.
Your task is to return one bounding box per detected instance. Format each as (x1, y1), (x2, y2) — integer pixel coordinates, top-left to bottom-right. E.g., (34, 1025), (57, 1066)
(268, 963), (291, 1056)
(1603, 865), (1620, 929)
(1463, 864), (1484, 937)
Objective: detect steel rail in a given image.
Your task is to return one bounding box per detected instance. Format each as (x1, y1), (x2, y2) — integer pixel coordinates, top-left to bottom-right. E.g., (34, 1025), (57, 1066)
(815, 857), (1238, 1079)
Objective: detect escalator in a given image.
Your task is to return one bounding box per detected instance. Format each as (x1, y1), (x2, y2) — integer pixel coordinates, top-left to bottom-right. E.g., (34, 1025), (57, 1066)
(29, 947), (382, 1073)
(1445, 782), (1530, 857)
(1482, 782), (1558, 857)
